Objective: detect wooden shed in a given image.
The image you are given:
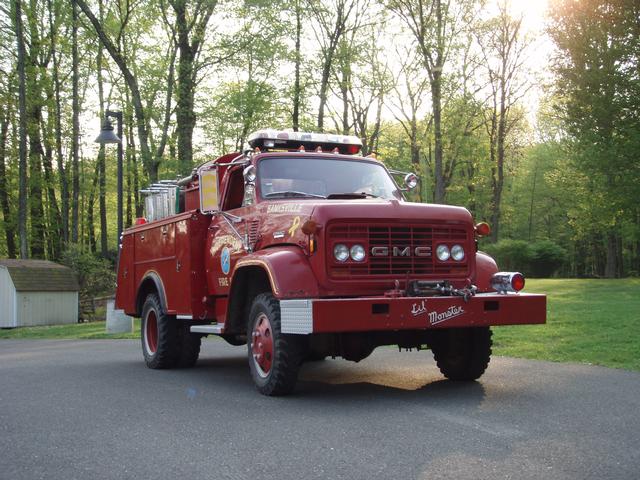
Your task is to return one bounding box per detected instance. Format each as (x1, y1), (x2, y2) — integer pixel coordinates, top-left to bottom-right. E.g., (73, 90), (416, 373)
(0, 259), (79, 328)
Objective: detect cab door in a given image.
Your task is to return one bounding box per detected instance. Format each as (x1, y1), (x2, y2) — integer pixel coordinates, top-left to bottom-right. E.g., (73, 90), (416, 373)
(205, 165), (260, 296)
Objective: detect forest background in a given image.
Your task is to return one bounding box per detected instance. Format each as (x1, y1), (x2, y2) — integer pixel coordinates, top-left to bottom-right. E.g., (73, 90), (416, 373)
(0, 0), (638, 299)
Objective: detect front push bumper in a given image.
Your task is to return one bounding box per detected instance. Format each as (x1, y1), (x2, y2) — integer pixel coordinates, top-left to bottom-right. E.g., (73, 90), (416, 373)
(279, 293), (546, 334)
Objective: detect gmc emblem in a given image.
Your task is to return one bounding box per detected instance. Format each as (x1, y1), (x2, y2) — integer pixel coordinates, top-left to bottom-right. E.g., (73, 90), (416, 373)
(371, 246), (432, 257)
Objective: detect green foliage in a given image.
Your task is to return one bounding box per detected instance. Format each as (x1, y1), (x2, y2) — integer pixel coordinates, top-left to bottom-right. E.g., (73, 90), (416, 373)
(482, 239), (567, 277)
(528, 240), (567, 278)
(60, 245), (115, 300)
(482, 239), (531, 272)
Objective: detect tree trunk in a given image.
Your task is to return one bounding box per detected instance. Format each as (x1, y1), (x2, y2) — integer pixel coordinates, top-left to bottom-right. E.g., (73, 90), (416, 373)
(0, 110), (17, 258)
(71, 0), (80, 243)
(604, 232), (618, 278)
(317, 60), (332, 132)
(49, 0), (69, 245)
(431, 71), (445, 203)
(174, 2), (196, 175)
(24, 3), (47, 258)
(13, 0), (29, 259)
(292, 0), (302, 131)
(171, 0), (216, 175)
(41, 113), (62, 259)
(27, 111), (45, 258)
(86, 161), (99, 252)
(96, 2), (108, 256)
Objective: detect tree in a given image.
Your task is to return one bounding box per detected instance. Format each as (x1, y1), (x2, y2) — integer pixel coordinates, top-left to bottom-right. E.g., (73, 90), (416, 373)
(387, 0), (476, 203)
(162, 0), (218, 174)
(12, 0), (28, 259)
(309, 0), (370, 132)
(476, 1), (531, 242)
(75, 0), (155, 180)
(549, 0), (640, 276)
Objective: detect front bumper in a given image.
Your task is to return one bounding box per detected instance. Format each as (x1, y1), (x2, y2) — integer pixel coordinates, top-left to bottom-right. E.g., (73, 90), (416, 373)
(280, 293), (546, 334)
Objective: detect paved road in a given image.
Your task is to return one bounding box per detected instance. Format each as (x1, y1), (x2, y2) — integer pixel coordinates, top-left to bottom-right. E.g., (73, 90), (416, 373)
(1, 339), (639, 480)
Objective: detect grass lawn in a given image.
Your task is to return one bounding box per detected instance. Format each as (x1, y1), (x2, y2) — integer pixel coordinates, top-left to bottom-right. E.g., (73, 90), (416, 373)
(492, 278), (640, 371)
(1, 279), (638, 371)
(0, 318), (140, 340)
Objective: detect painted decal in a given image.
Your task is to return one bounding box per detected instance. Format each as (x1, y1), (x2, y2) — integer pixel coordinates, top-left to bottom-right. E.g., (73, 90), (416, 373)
(411, 300), (427, 317)
(273, 231), (285, 239)
(218, 277), (229, 287)
(428, 306), (466, 326)
(411, 300), (466, 326)
(267, 204), (303, 214)
(288, 216), (301, 237)
(221, 246), (231, 275)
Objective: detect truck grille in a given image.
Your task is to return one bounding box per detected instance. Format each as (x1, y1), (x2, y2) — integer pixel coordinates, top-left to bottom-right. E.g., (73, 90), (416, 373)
(327, 223), (469, 278)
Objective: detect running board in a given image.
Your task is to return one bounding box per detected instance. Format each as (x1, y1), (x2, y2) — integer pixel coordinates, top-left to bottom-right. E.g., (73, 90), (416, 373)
(190, 324), (224, 335)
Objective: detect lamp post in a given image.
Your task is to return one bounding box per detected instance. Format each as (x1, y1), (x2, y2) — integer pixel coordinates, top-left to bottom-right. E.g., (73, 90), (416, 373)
(95, 110), (124, 242)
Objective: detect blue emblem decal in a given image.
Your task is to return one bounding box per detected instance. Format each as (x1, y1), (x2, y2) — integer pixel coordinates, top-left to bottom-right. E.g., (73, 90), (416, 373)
(221, 247), (231, 275)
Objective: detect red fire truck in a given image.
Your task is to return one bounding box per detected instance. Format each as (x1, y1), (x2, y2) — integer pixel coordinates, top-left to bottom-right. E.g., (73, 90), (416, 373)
(115, 130), (546, 396)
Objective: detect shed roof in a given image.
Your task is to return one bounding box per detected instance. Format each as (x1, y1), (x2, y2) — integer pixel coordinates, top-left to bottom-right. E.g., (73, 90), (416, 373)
(0, 259), (79, 292)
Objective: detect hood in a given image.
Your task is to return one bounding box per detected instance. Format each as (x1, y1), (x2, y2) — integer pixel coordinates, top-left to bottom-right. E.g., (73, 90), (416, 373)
(308, 198), (474, 226)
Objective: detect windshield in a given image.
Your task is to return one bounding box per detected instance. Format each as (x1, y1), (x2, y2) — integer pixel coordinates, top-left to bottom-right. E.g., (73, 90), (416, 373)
(258, 157), (402, 200)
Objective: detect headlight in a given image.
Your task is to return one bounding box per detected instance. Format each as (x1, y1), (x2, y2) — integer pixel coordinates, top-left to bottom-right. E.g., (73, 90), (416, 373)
(334, 244), (349, 262)
(451, 244), (465, 261)
(350, 244), (366, 262)
(436, 244), (450, 261)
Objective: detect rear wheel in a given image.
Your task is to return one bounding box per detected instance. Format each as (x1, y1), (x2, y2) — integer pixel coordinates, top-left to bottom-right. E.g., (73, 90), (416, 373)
(247, 293), (303, 396)
(430, 327), (492, 381)
(141, 293), (179, 369)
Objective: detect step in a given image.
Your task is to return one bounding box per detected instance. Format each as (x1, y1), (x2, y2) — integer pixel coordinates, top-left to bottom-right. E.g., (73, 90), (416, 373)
(190, 324), (224, 335)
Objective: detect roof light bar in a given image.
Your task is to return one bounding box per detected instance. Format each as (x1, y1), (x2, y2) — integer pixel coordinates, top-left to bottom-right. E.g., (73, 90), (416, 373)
(247, 129), (363, 155)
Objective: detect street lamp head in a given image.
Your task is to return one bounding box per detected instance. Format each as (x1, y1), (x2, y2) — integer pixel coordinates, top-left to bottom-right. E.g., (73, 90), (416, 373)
(95, 117), (121, 144)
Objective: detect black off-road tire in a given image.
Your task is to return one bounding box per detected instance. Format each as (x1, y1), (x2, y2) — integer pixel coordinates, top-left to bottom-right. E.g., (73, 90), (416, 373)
(305, 350), (327, 362)
(175, 325), (202, 368)
(430, 327), (492, 381)
(141, 293), (179, 369)
(247, 293), (304, 396)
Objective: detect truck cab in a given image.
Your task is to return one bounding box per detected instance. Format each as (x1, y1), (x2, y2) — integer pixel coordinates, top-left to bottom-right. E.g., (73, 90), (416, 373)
(115, 129), (546, 395)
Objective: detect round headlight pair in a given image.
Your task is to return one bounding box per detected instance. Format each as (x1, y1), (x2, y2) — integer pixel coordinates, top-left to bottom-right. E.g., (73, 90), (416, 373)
(334, 244), (366, 262)
(436, 244), (465, 262)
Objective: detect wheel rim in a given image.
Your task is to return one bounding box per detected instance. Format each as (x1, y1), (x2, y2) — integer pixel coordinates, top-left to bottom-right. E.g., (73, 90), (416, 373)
(251, 313), (274, 378)
(144, 310), (158, 355)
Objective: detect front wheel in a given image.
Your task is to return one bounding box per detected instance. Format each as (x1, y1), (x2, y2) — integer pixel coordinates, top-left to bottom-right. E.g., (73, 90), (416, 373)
(430, 327), (492, 381)
(247, 293), (303, 396)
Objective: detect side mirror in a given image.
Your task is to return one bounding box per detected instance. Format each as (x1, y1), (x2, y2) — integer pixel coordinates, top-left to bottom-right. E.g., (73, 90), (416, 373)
(404, 173), (419, 190)
(243, 165), (256, 184)
(199, 168), (219, 213)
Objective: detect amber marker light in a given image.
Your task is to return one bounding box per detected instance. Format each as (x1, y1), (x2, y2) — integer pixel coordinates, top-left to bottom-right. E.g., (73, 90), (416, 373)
(475, 222), (491, 237)
(301, 219), (320, 235)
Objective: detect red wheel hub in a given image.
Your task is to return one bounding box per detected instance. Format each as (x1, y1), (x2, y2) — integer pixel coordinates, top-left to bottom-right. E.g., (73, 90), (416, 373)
(145, 310), (158, 354)
(251, 313), (274, 377)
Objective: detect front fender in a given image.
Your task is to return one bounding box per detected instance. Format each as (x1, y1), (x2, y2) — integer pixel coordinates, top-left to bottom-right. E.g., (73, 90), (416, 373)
(475, 251), (499, 292)
(233, 246), (319, 299)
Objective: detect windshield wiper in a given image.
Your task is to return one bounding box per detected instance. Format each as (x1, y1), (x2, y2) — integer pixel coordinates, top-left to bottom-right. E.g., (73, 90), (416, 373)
(327, 192), (380, 199)
(263, 190), (327, 199)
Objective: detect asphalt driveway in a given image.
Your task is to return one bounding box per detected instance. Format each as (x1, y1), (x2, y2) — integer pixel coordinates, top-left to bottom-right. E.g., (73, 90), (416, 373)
(1, 339), (638, 479)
